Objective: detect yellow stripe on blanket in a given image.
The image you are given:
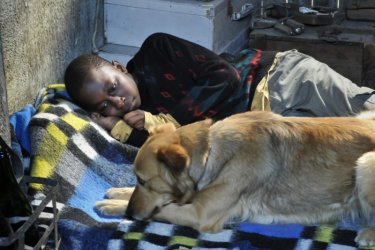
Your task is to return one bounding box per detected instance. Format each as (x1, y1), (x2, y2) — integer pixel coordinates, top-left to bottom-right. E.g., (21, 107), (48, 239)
(30, 157), (53, 190)
(168, 236), (197, 248)
(123, 232), (144, 240)
(47, 83), (66, 91)
(314, 225), (334, 243)
(49, 123), (69, 145)
(61, 113), (87, 131)
(30, 123), (69, 190)
(38, 103), (51, 113)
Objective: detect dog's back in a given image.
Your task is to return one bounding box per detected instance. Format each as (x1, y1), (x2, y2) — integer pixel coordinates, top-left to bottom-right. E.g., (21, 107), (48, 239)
(206, 111), (375, 225)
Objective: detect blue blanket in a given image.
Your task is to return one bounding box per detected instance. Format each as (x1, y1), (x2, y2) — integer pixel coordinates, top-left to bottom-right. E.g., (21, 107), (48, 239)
(24, 84), (374, 250)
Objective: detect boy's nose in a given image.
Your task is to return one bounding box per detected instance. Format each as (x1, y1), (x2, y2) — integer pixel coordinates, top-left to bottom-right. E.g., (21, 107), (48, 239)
(111, 96), (125, 109)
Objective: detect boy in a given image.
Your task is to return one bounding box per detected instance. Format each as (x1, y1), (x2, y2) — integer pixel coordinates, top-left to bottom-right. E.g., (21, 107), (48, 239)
(64, 33), (375, 147)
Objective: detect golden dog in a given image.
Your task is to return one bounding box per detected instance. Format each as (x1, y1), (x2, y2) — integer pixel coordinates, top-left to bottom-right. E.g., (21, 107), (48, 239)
(96, 111), (375, 247)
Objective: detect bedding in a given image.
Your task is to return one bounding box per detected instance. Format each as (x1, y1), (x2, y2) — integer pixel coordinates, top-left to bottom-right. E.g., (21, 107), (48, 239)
(22, 84), (375, 250)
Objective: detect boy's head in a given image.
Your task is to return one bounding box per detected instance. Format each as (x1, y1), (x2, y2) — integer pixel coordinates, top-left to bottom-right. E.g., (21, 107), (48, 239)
(64, 54), (141, 117)
(64, 54), (111, 108)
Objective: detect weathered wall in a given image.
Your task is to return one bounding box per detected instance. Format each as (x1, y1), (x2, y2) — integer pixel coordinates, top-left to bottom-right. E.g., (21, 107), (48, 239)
(0, 33), (10, 143)
(0, 0), (103, 115)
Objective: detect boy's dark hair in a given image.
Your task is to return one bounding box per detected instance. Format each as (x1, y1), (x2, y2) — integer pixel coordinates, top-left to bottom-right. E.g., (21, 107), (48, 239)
(64, 54), (111, 108)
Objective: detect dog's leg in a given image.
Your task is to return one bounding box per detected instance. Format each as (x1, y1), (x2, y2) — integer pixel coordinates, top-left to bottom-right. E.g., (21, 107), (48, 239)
(153, 183), (239, 232)
(355, 151), (375, 247)
(106, 187), (134, 200)
(95, 199), (128, 216)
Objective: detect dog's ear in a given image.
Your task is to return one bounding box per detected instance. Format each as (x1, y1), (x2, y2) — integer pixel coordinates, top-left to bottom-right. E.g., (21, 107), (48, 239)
(157, 143), (189, 176)
(149, 123), (176, 136)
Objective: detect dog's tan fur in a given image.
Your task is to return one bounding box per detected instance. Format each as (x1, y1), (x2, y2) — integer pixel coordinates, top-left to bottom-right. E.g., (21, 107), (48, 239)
(96, 111), (375, 247)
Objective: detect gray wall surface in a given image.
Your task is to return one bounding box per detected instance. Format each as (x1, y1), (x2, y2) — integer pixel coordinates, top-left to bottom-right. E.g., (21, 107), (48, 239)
(0, 0), (103, 115)
(0, 33), (10, 143)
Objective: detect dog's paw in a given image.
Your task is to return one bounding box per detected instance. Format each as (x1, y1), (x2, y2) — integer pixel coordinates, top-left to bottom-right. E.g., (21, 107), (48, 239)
(200, 223), (224, 233)
(95, 199), (128, 216)
(105, 187), (134, 200)
(355, 228), (375, 247)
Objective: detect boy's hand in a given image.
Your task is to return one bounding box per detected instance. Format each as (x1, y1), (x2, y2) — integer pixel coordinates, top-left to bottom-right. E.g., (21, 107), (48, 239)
(90, 112), (121, 131)
(123, 109), (145, 130)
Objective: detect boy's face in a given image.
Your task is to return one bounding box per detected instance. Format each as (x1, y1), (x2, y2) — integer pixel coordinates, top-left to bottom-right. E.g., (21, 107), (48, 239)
(78, 63), (141, 117)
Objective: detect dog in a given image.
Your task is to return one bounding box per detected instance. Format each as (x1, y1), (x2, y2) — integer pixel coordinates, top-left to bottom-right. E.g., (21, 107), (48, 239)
(96, 111), (375, 247)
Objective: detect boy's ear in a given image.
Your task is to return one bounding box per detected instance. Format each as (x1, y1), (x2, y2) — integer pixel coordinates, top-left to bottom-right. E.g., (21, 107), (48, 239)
(112, 60), (127, 73)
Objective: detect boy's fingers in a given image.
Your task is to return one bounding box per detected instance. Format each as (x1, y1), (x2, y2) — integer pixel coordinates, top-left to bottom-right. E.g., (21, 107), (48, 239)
(123, 110), (144, 125)
(126, 117), (141, 127)
(124, 110), (141, 119)
(123, 113), (144, 130)
(133, 120), (144, 130)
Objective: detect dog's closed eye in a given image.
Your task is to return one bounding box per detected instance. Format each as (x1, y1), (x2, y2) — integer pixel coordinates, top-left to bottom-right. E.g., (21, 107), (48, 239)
(136, 175), (146, 186)
(150, 206), (161, 218)
(149, 199), (175, 219)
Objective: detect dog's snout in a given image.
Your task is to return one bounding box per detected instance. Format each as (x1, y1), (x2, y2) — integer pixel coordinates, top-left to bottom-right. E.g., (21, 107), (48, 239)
(125, 204), (161, 221)
(125, 206), (134, 219)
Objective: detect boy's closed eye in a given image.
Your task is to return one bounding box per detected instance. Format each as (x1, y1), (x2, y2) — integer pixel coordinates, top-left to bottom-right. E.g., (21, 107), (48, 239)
(97, 81), (118, 115)
(99, 101), (109, 113)
(111, 81), (118, 93)
(109, 81), (117, 94)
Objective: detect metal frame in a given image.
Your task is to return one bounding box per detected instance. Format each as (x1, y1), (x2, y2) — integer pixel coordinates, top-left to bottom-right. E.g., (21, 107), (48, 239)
(0, 176), (61, 249)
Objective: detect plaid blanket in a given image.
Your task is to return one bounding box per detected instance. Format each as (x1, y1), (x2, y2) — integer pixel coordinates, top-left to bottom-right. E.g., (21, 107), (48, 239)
(25, 84), (375, 250)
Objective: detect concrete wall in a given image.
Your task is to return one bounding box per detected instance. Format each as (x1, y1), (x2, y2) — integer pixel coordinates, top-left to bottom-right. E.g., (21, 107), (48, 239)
(0, 0), (103, 116)
(0, 33), (10, 143)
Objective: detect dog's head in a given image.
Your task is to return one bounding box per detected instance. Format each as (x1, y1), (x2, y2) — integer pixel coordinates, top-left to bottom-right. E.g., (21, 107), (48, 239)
(126, 120), (213, 220)
(126, 123), (195, 220)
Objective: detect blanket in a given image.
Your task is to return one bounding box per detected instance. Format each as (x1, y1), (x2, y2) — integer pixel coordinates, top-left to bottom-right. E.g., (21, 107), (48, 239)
(26, 84), (375, 250)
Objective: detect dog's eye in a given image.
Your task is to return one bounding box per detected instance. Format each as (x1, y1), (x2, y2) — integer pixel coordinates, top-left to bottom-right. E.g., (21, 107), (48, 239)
(137, 175), (145, 186)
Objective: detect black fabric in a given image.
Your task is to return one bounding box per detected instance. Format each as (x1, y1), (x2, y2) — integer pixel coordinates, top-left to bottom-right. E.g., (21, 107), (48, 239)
(128, 33), (243, 123)
(0, 135), (40, 247)
(127, 129), (149, 148)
